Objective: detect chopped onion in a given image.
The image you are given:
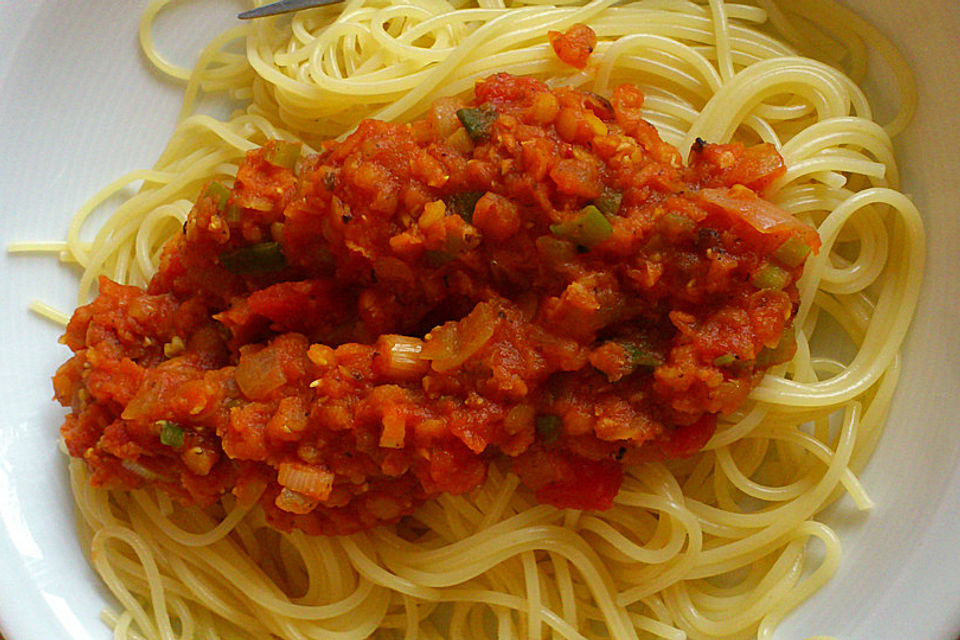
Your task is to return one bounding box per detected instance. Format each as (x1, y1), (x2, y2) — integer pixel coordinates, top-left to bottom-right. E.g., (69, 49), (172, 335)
(235, 346), (286, 400)
(121, 459), (173, 483)
(274, 488), (318, 515)
(277, 462), (334, 501)
(375, 335), (428, 381)
(421, 302), (497, 372)
(379, 411), (406, 449)
(181, 446), (218, 476)
(364, 495), (403, 521)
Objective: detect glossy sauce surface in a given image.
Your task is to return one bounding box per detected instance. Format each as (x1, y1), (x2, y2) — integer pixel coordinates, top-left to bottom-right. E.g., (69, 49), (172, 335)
(55, 73), (818, 535)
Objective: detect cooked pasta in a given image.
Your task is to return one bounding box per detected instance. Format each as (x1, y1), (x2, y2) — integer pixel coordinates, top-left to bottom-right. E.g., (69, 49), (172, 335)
(37, 1), (924, 639)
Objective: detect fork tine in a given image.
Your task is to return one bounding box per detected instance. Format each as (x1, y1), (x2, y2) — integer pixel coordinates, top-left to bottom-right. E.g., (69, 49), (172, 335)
(238, 0), (345, 20)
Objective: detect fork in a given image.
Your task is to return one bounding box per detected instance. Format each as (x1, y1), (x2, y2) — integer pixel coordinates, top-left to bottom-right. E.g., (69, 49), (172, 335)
(238, 0), (345, 20)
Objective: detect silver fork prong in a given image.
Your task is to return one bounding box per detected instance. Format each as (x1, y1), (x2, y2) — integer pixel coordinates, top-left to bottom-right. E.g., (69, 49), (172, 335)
(238, 0), (345, 20)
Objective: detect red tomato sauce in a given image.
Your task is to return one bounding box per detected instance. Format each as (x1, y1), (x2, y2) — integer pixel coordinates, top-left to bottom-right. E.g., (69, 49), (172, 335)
(55, 73), (819, 535)
(548, 24), (598, 69)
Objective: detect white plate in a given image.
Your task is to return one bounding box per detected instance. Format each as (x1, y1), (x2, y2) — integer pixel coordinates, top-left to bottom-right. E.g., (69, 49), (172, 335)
(1, 2), (958, 639)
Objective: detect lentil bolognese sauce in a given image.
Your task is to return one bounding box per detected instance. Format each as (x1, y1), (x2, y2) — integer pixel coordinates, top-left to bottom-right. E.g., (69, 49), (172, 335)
(55, 73), (819, 536)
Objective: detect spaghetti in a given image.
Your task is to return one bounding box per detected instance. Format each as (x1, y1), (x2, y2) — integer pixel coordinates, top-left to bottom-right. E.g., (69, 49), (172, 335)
(39, 0), (924, 638)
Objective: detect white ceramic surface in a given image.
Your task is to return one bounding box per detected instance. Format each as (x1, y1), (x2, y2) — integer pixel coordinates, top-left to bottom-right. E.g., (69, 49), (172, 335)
(0, 2), (958, 639)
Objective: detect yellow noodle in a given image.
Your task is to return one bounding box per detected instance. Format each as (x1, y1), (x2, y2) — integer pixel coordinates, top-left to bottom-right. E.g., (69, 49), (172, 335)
(41, 1), (926, 639)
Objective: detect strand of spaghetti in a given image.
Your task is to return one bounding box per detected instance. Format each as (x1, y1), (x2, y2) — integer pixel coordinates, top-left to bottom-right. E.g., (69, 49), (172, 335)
(776, 155), (888, 189)
(477, 471), (522, 529)
(773, 183), (851, 218)
(593, 34), (723, 97)
(807, 171), (847, 190)
(76, 149), (237, 299)
(343, 529), (641, 640)
(440, 588), (592, 640)
(95, 545), (214, 608)
(523, 550), (543, 640)
(249, 13), (481, 98)
(27, 300), (70, 326)
(680, 403), (859, 580)
(371, 0), (616, 123)
(593, 40), (707, 90)
(91, 525), (175, 640)
(439, 495), (482, 540)
(665, 538), (806, 636)
(6, 240), (71, 254)
(740, 429), (872, 510)
(367, 5), (467, 64)
(129, 490), (256, 548)
(161, 553), (266, 630)
(609, 519), (703, 602)
(408, 502), (460, 544)
(66, 169), (176, 268)
(166, 594), (196, 640)
(714, 446), (813, 502)
(380, 526), (609, 587)
(748, 98), (818, 125)
(175, 547), (382, 622)
(177, 25), (253, 122)
(70, 459), (123, 530)
(820, 290), (874, 348)
(134, 202), (191, 281)
(819, 211), (889, 295)
(784, 0), (917, 136)
(287, 532), (354, 603)
(548, 550), (579, 630)
(846, 355), (900, 474)
(590, 9), (790, 65)
(777, 116), (898, 185)
(105, 610), (139, 640)
(584, 514), (684, 566)
(399, 594), (418, 640)
(754, 0), (801, 47)
(139, 0), (193, 81)
(607, 464), (706, 597)
(371, 504), (561, 564)
(756, 521), (842, 639)
(682, 425), (860, 534)
(627, 608), (686, 640)
(126, 510), (387, 623)
(754, 190), (923, 405)
(580, 496), (694, 565)
(681, 57), (863, 153)
(708, 0), (735, 82)
(705, 403), (769, 449)
(684, 550), (779, 601)
(152, 113), (280, 165)
(292, 588), (393, 640)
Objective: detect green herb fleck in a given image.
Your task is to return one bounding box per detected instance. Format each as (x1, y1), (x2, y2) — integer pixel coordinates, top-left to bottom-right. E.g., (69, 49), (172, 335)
(536, 415), (562, 443)
(593, 188), (623, 216)
(158, 421), (185, 448)
(549, 205), (613, 249)
(445, 191), (485, 223)
(456, 107), (498, 140)
(219, 242), (287, 274)
(265, 140), (301, 170)
(750, 263), (791, 291)
(772, 235), (811, 268)
(713, 354), (737, 367)
(622, 341), (664, 368)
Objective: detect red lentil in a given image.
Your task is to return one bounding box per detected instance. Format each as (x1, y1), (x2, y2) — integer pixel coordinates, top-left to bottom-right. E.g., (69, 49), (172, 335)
(55, 73), (819, 535)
